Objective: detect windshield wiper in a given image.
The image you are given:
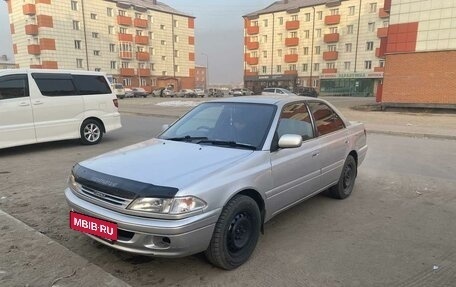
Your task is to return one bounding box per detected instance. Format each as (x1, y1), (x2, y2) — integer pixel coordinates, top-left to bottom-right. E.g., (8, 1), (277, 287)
(197, 139), (257, 150)
(164, 136), (208, 142)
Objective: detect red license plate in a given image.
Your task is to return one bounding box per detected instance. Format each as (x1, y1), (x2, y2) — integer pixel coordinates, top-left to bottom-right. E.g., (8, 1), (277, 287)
(70, 211), (118, 241)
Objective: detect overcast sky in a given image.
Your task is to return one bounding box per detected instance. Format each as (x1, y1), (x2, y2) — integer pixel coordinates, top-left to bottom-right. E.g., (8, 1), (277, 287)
(0, 0), (272, 84)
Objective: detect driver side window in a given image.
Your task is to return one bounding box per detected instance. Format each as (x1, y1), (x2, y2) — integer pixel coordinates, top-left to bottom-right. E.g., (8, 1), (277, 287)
(276, 102), (315, 141)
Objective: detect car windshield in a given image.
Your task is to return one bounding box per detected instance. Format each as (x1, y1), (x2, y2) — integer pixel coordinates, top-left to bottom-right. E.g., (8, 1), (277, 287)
(160, 102), (276, 150)
(114, 84), (123, 89)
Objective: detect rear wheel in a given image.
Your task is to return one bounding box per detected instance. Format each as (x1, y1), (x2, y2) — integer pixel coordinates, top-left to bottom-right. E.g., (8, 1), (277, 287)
(80, 119), (103, 145)
(327, 155), (357, 199)
(205, 195), (261, 270)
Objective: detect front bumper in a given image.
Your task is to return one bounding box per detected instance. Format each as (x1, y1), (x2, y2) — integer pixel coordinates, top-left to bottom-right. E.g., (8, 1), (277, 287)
(65, 188), (219, 257)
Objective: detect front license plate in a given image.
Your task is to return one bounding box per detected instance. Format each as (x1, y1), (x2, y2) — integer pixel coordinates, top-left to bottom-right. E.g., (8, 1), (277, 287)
(70, 211), (118, 241)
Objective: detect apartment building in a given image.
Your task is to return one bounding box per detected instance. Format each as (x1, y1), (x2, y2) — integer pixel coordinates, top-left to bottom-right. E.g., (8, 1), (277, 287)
(6, 0), (196, 91)
(243, 0), (388, 96)
(380, 0), (456, 106)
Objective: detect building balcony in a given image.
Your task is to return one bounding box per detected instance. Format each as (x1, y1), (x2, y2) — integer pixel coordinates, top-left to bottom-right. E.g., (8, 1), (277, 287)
(246, 26), (259, 35)
(25, 24), (38, 35)
(42, 61), (58, 69)
(285, 37), (299, 47)
(23, 4), (36, 15)
(134, 18), (148, 28)
(246, 57), (259, 65)
(135, 35), (149, 45)
(117, 15), (132, 26)
(120, 68), (135, 76)
(325, 15), (340, 25)
(137, 68), (151, 77)
(244, 70), (258, 76)
(118, 33), (133, 42)
(376, 47), (386, 58)
(285, 20), (300, 30)
(384, 0), (391, 12)
(374, 67), (385, 72)
(322, 68), (337, 74)
(136, 52), (150, 61)
(119, 51), (132, 59)
(284, 54), (298, 63)
(27, 44), (41, 55)
(324, 33), (340, 43)
(377, 27), (388, 38)
(379, 8), (389, 18)
(246, 41), (259, 50)
(323, 51), (338, 61)
(30, 64), (42, 69)
(284, 70), (298, 75)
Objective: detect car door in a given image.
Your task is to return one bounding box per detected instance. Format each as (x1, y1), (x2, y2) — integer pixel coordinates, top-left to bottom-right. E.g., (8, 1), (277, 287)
(29, 73), (84, 142)
(307, 101), (348, 189)
(268, 101), (321, 215)
(0, 73), (36, 149)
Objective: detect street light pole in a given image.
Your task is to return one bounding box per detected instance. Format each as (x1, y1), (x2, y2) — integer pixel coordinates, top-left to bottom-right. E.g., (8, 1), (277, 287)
(201, 53), (209, 89)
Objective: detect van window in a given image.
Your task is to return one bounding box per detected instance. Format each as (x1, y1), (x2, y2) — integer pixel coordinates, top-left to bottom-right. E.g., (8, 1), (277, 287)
(72, 75), (111, 95)
(0, 74), (29, 100)
(32, 73), (77, 96)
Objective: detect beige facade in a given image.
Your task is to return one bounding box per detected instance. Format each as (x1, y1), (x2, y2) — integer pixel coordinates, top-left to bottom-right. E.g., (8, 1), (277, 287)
(7, 0), (196, 91)
(244, 0), (388, 96)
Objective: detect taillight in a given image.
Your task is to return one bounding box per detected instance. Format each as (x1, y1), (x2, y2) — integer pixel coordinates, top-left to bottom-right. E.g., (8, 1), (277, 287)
(113, 99), (119, 108)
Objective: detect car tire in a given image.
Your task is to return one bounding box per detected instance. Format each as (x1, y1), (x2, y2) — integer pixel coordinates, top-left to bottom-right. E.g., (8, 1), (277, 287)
(80, 119), (103, 145)
(327, 155), (357, 199)
(205, 195), (261, 270)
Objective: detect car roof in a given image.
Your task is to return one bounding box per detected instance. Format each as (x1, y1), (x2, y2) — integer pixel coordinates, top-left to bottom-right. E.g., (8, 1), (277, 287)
(211, 95), (321, 105)
(0, 69), (106, 77)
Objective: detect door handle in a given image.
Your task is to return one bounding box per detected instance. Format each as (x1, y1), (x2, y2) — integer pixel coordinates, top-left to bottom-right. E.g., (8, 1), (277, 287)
(19, 102), (30, 107)
(33, 101), (44, 105)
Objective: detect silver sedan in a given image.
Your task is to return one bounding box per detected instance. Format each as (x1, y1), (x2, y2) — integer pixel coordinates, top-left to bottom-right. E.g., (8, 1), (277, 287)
(65, 96), (367, 269)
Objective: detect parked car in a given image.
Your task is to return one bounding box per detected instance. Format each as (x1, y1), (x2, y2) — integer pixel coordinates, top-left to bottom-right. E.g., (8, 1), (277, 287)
(65, 95), (367, 270)
(177, 89), (197, 98)
(152, 88), (164, 97)
(208, 88), (224, 97)
(163, 89), (176, 97)
(132, 87), (148, 98)
(231, 88), (252, 96)
(295, 86), (319, 98)
(194, 88), (205, 98)
(124, 88), (134, 98)
(0, 69), (122, 149)
(262, 87), (297, 96)
(111, 83), (125, 99)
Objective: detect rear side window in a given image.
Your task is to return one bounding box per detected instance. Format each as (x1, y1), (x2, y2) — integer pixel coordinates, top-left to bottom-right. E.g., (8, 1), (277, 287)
(308, 102), (345, 136)
(0, 74), (29, 100)
(32, 73), (76, 96)
(277, 102), (314, 140)
(72, 75), (111, 95)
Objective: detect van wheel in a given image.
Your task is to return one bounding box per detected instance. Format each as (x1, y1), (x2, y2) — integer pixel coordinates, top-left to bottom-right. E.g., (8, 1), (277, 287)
(327, 155), (357, 199)
(80, 119), (103, 145)
(205, 195), (261, 270)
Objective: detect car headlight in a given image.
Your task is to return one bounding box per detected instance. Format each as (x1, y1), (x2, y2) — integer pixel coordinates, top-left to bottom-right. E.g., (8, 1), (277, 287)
(68, 174), (82, 193)
(128, 196), (206, 215)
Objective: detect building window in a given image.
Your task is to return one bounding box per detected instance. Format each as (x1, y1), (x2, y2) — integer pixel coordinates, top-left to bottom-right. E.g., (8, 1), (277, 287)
(370, 3), (377, 13)
(174, 50), (179, 57)
(316, 29), (321, 38)
(118, 10), (126, 16)
(314, 63), (319, 71)
(313, 79), (319, 87)
(379, 60), (385, 67)
(330, 8), (339, 15)
(344, 61), (351, 70)
(326, 62), (336, 69)
(305, 13), (311, 21)
(140, 78), (147, 86)
(251, 51), (258, 58)
(161, 56), (166, 61)
(161, 40), (166, 45)
(76, 59), (83, 68)
(149, 32), (154, 39)
(110, 61), (116, 69)
(289, 64), (296, 71)
(150, 63), (155, 71)
(108, 26), (114, 34)
(148, 15), (154, 24)
(74, 40), (81, 49)
(262, 35), (268, 43)
(262, 51), (267, 58)
(349, 6), (355, 15)
(346, 43), (352, 52)
(107, 8), (113, 17)
(291, 15), (298, 21)
(93, 50), (100, 56)
(347, 25), (354, 34)
(90, 13), (97, 20)
(290, 31), (297, 38)
(109, 44), (116, 52)
(119, 42), (132, 53)
(276, 65), (281, 72)
(121, 62), (129, 68)
(304, 30), (310, 39)
(302, 63), (308, 72)
(149, 47), (155, 55)
(137, 46), (144, 52)
(262, 66), (267, 73)
(123, 78), (131, 86)
(174, 20), (178, 27)
(328, 45), (336, 51)
(368, 22), (375, 32)
(366, 41), (374, 51)
(71, 1), (78, 11)
(92, 32), (99, 38)
(135, 13), (142, 19)
(174, 35), (179, 42)
(329, 27), (338, 33)
(136, 30), (143, 36)
(315, 46), (320, 54)
(303, 47), (309, 55)
(365, 60), (372, 69)
(278, 33), (283, 41)
(174, 65), (179, 72)
(317, 11), (322, 20)
(119, 27), (128, 34)
(263, 19), (268, 27)
(289, 48), (297, 54)
(252, 21), (258, 26)
(160, 24), (165, 30)
(277, 49), (282, 57)
(278, 17), (283, 25)
(73, 21), (80, 30)
(251, 66), (258, 72)
(383, 20), (389, 27)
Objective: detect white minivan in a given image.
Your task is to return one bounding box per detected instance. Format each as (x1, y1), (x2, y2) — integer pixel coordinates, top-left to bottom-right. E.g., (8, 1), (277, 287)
(0, 69), (122, 149)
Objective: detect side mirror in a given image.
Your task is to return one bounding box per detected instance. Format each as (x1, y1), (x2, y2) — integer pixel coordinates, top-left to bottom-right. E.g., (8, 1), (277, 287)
(278, 134), (302, 149)
(161, 124), (169, 132)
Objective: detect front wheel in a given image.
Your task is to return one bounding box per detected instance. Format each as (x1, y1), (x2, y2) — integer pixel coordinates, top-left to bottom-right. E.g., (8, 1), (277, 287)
(205, 195), (261, 270)
(80, 119), (103, 145)
(327, 155), (357, 199)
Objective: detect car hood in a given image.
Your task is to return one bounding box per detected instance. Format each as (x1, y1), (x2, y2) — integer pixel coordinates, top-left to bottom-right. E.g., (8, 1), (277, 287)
(77, 139), (254, 191)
